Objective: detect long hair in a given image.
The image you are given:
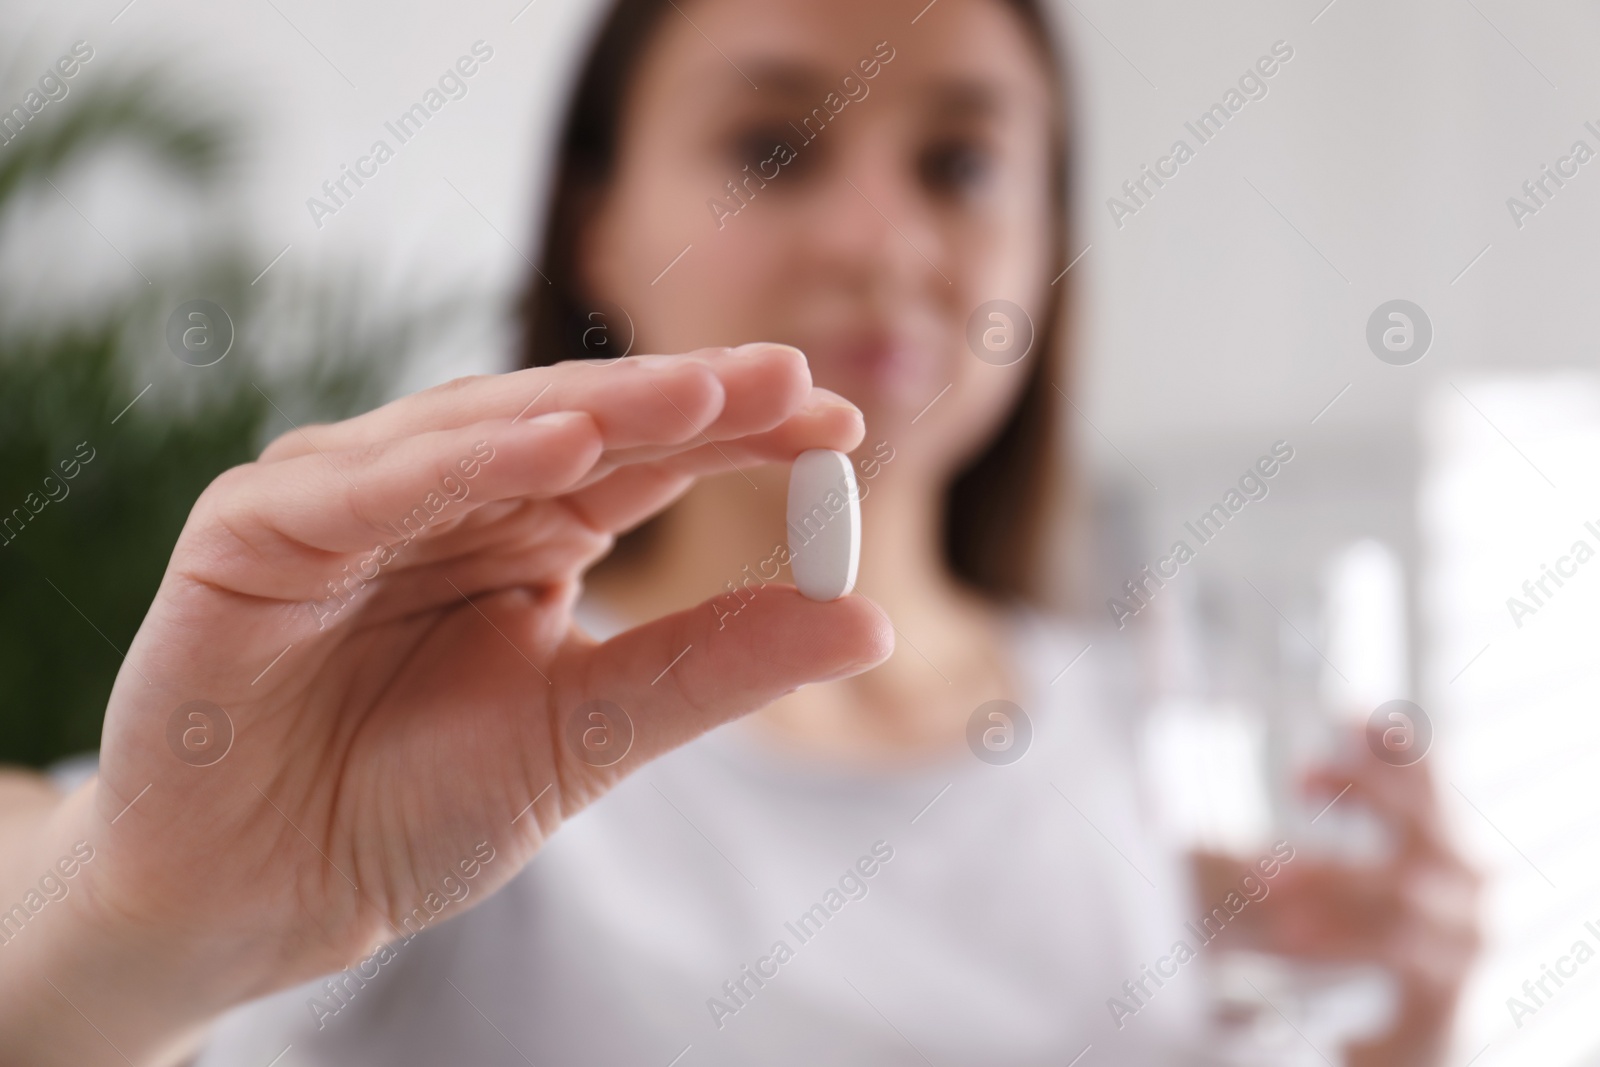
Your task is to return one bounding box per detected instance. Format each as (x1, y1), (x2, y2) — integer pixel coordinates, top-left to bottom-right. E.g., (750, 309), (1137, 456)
(519, 0), (1075, 605)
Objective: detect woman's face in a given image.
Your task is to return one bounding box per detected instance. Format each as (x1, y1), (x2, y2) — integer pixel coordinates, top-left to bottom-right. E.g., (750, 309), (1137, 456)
(581, 0), (1059, 475)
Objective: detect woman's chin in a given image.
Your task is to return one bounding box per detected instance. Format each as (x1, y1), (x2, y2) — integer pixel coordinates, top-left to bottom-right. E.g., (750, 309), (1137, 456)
(815, 366), (948, 437)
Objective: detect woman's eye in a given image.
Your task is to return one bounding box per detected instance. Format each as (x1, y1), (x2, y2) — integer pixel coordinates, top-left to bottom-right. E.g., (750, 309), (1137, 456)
(919, 140), (992, 197)
(729, 128), (792, 170)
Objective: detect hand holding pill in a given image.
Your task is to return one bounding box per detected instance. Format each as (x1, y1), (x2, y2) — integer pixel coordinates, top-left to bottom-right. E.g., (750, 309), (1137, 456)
(32, 343), (894, 1056)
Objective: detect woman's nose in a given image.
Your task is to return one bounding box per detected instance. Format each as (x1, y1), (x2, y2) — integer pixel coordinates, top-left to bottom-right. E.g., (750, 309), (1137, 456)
(803, 140), (952, 297)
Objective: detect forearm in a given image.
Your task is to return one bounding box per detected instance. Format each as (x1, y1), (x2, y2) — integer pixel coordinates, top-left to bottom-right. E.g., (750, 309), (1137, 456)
(1346, 1026), (1451, 1067)
(0, 779), (215, 1066)
(0, 769), (69, 901)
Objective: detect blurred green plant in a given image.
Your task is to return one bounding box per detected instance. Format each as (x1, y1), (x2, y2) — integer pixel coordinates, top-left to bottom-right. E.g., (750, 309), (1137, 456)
(0, 74), (472, 767)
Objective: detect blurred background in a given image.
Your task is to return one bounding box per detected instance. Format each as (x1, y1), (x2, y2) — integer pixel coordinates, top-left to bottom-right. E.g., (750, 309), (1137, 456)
(3, 0), (1599, 1062)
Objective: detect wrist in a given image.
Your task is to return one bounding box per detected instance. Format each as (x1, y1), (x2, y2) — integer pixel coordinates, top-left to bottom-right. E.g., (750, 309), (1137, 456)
(0, 783), (250, 1066)
(1345, 1004), (1455, 1067)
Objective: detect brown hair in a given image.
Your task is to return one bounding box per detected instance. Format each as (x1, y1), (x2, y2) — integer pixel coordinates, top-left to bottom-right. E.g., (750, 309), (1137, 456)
(519, 0), (1074, 606)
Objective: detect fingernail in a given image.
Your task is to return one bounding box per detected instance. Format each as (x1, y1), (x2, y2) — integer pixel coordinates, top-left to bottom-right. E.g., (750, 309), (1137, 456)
(812, 390), (858, 411)
(818, 654), (887, 683)
(518, 410), (588, 430)
(736, 342), (804, 359)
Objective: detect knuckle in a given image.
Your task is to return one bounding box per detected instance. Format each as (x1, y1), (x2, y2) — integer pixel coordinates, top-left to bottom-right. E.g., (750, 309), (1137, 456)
(341, 480), (391, 537)
(344, 436), (394, 471)
(181, 463), (267, 558)
(423, 373), (491, 400)
(193, 462), (256, 512)
(259, 424), (329, 462)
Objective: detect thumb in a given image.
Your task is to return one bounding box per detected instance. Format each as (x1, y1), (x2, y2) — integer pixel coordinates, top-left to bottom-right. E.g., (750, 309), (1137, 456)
(557, 587), (894, 782)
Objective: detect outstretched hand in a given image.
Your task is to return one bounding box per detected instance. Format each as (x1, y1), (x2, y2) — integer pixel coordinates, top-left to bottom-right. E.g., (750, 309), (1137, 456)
(8, 344), (893, 1065)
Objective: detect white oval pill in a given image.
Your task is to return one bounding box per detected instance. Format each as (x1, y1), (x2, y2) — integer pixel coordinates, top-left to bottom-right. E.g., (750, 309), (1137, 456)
(787, 449), (861, 601)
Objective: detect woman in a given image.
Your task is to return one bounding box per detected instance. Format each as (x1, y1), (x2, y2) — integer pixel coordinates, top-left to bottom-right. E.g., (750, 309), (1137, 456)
(0, 0), (1478, 1063)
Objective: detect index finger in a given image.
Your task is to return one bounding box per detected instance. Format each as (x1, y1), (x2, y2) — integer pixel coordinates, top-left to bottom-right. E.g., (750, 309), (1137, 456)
(259, 344), (814, 463)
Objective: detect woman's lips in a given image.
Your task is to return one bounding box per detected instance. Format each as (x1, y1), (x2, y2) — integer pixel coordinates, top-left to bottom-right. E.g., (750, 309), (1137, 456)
(806, 334), (934, 401)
